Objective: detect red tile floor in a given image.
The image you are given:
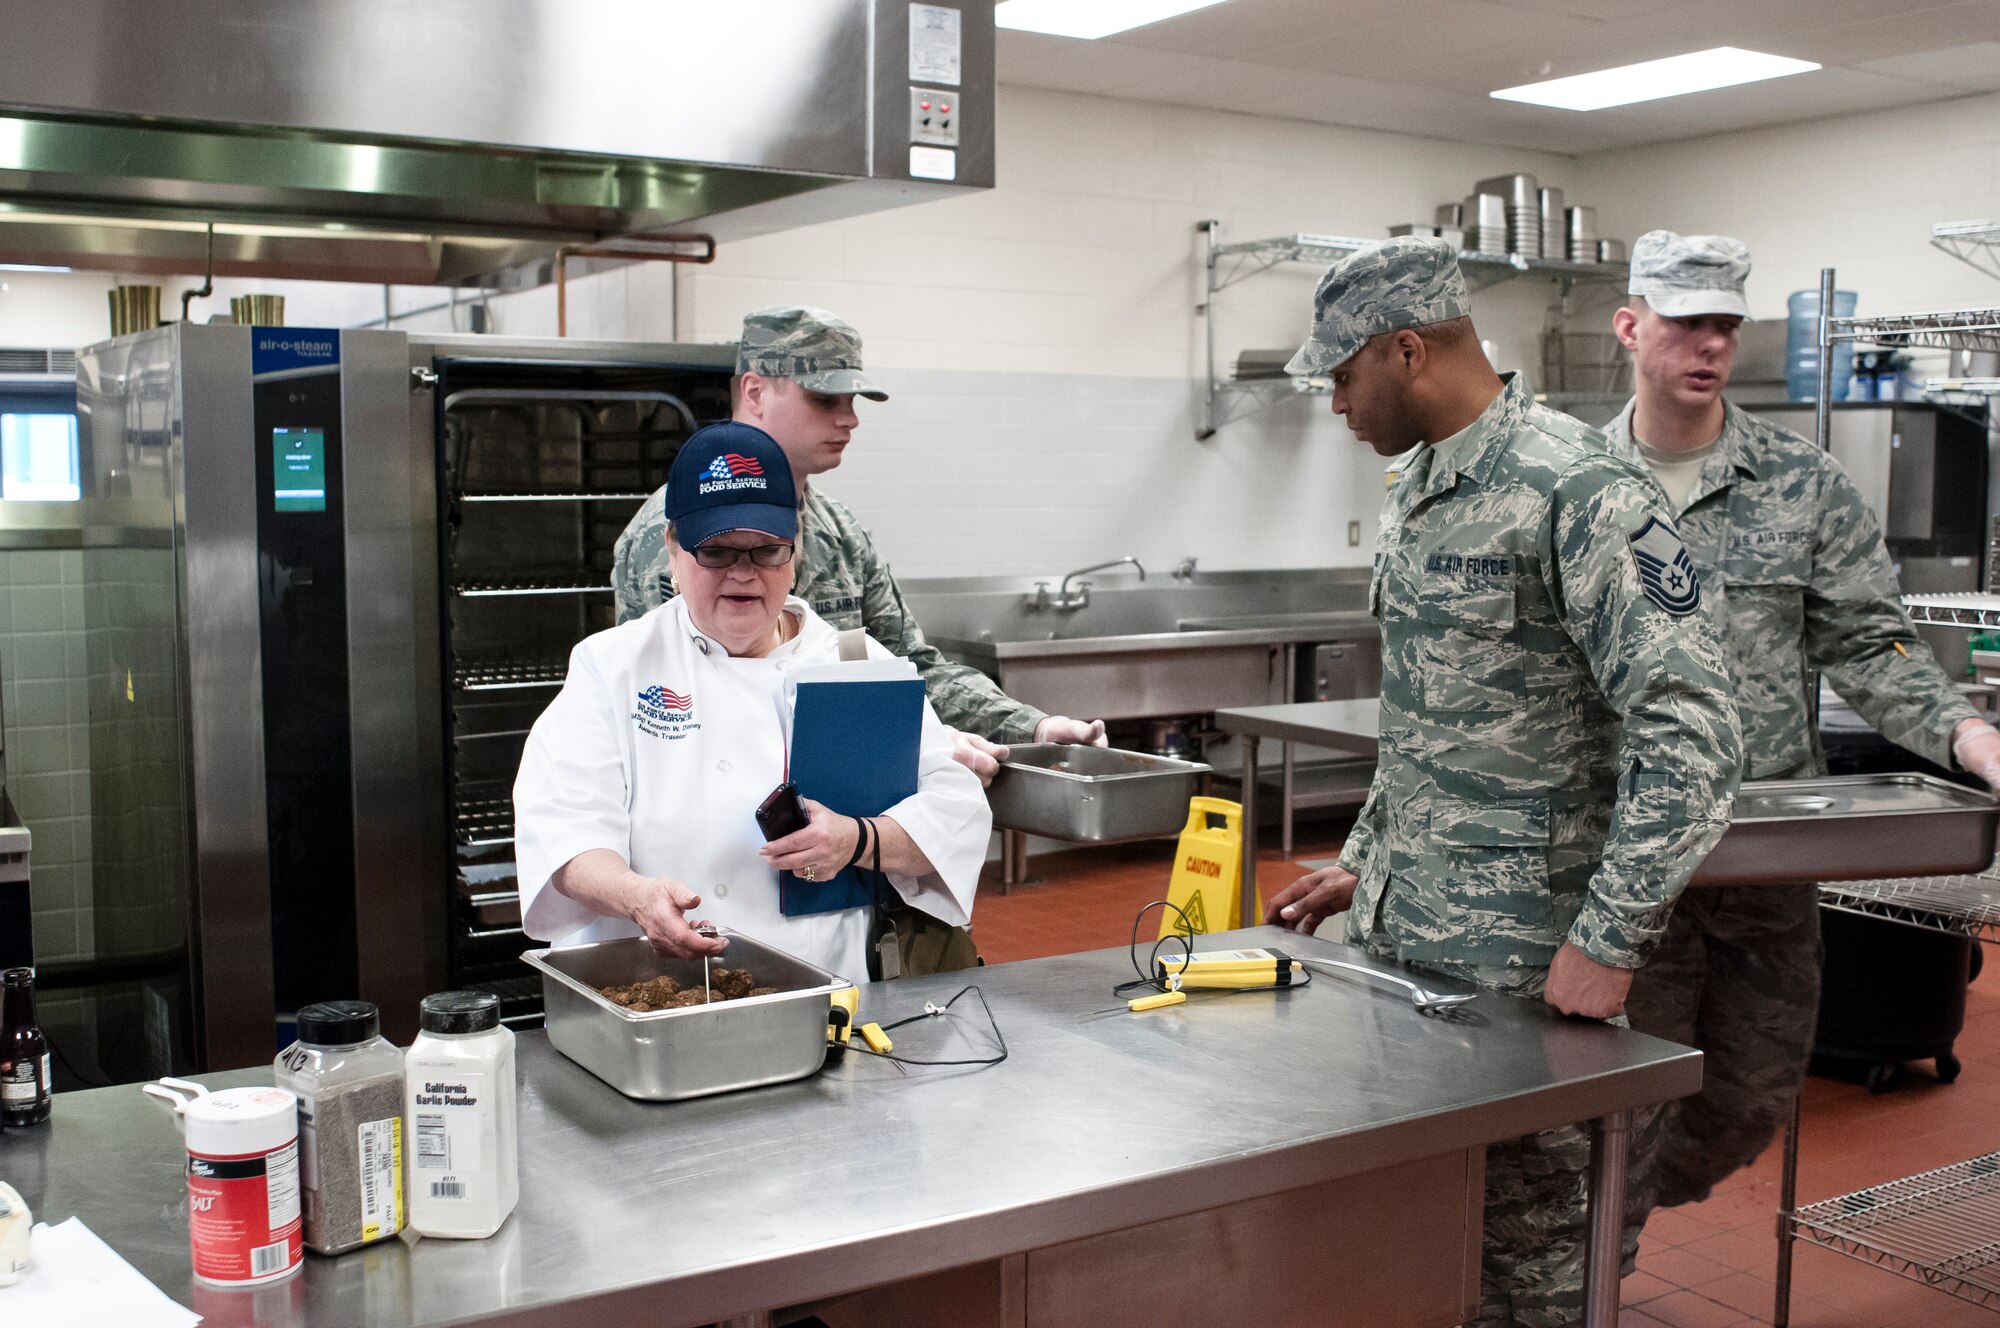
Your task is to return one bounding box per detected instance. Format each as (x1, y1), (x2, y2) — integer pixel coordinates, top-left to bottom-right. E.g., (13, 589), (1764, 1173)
(973, 831), (2000, 1328)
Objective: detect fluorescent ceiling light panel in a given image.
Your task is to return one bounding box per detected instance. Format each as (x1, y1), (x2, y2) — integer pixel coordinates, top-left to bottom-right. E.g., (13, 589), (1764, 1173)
(995, 0), (1229, 40)
(1491, 47), (1819, 111)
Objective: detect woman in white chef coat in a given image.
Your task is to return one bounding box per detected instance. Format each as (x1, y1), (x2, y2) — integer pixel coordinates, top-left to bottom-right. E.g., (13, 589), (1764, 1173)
(513, 421), (990, 982)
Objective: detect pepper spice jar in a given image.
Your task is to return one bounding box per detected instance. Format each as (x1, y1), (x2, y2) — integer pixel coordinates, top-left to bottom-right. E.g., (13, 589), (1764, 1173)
(276, 1000), (406, 1254)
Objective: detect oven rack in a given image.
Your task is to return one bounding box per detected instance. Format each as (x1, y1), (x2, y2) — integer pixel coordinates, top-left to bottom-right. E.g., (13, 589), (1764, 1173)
(454, 575), (616, 597)
(1791, 1153), (2000, 1309)
(457, 490), (654, 503)
(1817, 875), (2000, 945)
(467, 975), (545, 1029)
(454, 659), (569, 691)
(454, 795), (515, 847)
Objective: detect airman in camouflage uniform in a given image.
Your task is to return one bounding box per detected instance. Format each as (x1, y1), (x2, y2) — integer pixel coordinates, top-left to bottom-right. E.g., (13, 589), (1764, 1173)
(613, 306), (1106, 756)
(1599, 231), (2000, 1253)
(1265, 237), (1743, 1328)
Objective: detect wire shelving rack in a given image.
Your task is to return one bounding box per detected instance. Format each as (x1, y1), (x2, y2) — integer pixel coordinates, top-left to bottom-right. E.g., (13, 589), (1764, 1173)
(1766, 266), (2000, 1326)
(1931, 220), (2000, 284)
(1195, 222), (1630, 438)
(1773, 873), (2000, 1318)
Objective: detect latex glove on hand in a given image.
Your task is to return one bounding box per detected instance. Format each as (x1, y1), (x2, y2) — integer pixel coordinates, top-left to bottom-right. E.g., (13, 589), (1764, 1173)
(1035, 716), (1108, 747)
(1264, 863), (1358, 936)
(949, 730), (1008, 787)
(1951, 717), (2000, 795)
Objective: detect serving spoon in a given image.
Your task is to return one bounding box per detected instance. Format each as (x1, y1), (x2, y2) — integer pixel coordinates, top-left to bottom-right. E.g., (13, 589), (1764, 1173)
(1295, 956), (1477, 1013)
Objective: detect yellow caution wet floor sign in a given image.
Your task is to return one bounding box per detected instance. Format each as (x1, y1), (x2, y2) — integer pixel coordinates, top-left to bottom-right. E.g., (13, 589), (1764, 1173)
(1161, 796), (1259, 938)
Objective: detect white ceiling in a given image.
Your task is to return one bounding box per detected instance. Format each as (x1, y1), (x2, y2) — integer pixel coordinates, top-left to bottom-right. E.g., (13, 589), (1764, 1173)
(997, 0), (2000, 153)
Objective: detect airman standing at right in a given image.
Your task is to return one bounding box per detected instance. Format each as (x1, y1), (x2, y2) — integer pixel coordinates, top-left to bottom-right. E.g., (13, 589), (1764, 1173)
(1600, 229), (2000, 1249)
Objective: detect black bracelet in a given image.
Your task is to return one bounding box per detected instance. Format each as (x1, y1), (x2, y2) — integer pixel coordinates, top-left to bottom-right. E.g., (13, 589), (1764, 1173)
(844, 817), (871, 871)
(869, 818), (883, 874)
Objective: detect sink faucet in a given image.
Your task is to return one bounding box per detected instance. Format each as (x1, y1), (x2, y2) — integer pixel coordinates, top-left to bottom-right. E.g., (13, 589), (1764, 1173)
(1031, 556), (1146, 611)
(1171, 556), (1198, 582)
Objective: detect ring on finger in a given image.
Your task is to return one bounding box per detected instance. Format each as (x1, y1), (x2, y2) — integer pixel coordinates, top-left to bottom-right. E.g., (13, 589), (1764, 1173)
(802, 864), (817, 882)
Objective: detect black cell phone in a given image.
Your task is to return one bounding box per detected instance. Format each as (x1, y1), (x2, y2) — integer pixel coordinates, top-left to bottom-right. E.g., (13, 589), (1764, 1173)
(755, 782), (811, 841)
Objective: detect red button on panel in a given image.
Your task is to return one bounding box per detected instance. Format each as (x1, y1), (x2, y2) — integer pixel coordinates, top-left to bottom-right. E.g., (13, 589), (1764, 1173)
(921, 100), (931, 110)
(942, 103), (952, 113)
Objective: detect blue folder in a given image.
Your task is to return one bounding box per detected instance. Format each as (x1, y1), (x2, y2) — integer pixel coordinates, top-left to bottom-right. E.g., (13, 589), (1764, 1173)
(779, 676), (925, 916)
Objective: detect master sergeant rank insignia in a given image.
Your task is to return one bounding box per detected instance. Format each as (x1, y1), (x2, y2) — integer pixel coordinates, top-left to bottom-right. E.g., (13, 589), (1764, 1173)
(1628, 516), (1701, 616)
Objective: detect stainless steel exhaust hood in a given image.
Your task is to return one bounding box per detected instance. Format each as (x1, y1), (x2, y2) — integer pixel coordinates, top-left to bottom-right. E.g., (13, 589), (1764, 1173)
(0, 0), (993, 285)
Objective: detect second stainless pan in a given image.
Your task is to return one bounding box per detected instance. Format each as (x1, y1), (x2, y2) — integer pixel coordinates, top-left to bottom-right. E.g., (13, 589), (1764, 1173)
(1691, 774), (1998, 886)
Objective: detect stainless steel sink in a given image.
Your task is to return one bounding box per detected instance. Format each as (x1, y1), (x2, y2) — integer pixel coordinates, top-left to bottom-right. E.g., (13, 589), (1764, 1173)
(904, 569), (1374, 721)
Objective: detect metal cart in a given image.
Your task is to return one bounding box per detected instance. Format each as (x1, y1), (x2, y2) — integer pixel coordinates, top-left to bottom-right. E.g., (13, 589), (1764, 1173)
(1770, 267), (2000, 1322)
(1774, 875), (2000, 1318)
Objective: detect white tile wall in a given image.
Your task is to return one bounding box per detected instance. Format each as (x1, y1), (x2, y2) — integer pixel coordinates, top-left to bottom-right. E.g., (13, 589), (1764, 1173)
(1, 550), (94, 964)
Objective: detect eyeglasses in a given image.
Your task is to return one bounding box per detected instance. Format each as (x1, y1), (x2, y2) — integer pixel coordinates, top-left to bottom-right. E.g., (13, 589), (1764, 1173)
(690, 542), (795, 570)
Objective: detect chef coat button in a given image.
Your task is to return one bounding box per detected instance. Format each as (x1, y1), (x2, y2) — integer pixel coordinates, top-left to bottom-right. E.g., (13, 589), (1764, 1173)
(714, 882), (729, 898)
(717, 758), (732, 772)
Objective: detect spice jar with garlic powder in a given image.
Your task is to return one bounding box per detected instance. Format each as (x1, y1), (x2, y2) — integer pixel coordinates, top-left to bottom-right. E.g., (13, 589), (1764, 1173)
(276, 1001), (406, 1254)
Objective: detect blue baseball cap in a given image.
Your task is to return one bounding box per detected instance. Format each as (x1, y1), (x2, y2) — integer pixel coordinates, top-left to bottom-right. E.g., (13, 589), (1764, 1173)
(666, 421), (799, 550)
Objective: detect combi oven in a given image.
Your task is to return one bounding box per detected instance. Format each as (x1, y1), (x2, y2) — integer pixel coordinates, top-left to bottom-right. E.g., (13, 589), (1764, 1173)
(74, 325), (731, 1076)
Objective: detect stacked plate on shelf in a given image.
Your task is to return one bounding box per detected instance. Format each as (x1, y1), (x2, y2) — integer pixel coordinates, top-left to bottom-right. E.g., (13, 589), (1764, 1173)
(1539, 188), (1564, 261)
(1475, 173), (1541, 258)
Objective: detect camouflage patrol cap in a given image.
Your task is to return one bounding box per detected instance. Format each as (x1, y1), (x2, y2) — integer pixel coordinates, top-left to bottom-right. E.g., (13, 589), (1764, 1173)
(1628, 230), (1752, 319)
(1284, 236), (1472, 376)
(736, 305), (888, 401)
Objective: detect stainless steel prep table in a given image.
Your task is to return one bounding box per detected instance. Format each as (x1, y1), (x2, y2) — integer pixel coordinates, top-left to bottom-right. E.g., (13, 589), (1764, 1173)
(1214, 699), (1383, 925)
(0, 927), (1698, 1328)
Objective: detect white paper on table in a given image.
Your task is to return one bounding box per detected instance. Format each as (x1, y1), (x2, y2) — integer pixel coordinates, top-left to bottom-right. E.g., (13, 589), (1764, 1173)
(0, 1217), (202, 1327)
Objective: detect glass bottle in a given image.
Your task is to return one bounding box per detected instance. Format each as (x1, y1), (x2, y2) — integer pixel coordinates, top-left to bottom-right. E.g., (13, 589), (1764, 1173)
(0, 967), (51, 1126)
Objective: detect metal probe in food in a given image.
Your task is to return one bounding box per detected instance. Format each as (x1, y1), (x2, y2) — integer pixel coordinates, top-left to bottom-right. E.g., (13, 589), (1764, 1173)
(695, 923), (720, 1002)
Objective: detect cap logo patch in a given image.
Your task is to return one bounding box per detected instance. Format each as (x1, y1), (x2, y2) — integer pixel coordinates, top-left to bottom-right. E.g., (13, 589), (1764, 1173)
(1628, 516), (1701, 615)
(697, 451), (771, 496)
(707, 453), (764, 479)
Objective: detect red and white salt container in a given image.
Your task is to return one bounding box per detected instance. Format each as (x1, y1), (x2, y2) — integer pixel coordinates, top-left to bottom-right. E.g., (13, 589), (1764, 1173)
(145, 1077), (304, 1285)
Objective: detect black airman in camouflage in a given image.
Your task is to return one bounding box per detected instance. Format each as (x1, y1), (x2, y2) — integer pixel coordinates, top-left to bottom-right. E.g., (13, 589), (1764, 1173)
(1279, 237), (1744, 1328)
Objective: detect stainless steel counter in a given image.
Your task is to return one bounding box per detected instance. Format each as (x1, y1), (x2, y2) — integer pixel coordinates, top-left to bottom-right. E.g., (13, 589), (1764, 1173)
(0, 928), (1699, 1328)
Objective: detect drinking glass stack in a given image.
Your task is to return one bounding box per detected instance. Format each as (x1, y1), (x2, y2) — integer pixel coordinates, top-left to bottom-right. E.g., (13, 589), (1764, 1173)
(1475, 173), (1541, 259)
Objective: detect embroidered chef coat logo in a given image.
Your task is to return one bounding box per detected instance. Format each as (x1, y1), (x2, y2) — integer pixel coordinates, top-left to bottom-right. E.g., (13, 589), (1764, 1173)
(634, 684), (699, 739)
(1628, 517), (1702, 615)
